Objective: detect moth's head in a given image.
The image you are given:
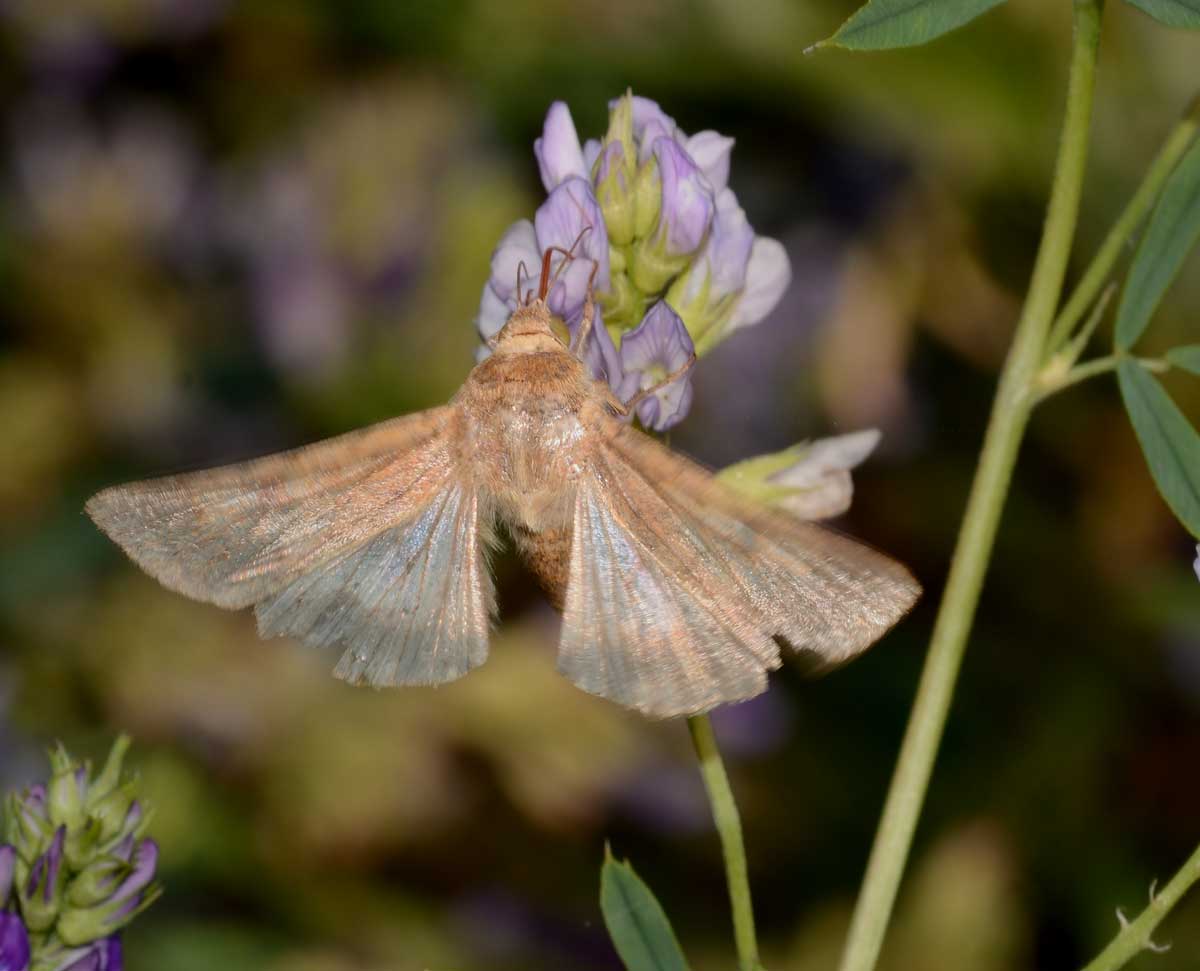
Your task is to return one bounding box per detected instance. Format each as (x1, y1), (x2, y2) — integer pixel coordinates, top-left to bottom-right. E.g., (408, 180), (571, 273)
(490, 242), (581, 355)
(492, 301), (570, 355)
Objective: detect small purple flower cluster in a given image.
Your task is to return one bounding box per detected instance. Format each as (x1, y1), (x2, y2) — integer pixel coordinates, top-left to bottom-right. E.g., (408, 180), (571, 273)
(477, 93), (791, 431)
(0, 738), (159, 971)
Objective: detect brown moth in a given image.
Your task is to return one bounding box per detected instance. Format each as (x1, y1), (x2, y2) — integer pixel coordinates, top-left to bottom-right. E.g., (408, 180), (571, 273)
(86, 249), (920, 718)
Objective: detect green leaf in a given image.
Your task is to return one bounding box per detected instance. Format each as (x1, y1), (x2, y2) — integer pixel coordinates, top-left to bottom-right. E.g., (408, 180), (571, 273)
(1118, 359), (1200, 538)
(1124, 0), (1200, 29)
(600, 848), (692, 971)
(812, 0), (1008, 51)
(1167, 345), (1200, 375)
(1115, 137), (1200, 350)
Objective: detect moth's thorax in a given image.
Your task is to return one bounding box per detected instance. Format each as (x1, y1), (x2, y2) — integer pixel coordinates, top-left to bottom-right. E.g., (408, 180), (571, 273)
(459, 336), (602, 532)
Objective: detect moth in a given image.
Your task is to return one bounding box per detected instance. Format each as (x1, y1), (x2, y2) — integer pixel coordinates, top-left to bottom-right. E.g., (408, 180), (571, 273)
(87, 248), (920, 718)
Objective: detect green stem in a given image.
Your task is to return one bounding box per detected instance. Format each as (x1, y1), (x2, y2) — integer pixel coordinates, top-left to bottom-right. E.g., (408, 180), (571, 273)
(688, 713), (762, 971)
(837, 4), (1106, 970)
(1045, 100), (1199, 354)
(1081, 842), (1200, 971)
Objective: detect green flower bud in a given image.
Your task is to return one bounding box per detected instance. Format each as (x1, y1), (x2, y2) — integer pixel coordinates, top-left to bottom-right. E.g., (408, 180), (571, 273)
(63, 816), (103, 872)
(88, 736), (132, 807)
(88, 781), (138, 845)
(604, 91), (636, 178)
(718, 430), (882, 521)
(66, 857), (125, 909)
(593, 142), (634, 246)
(5, 791), (52, 860)
(56, 839), (161, 947)
(632, 157), (660, 241)
(596, 269), (646, 332)
(47, 748), (87, 831)
(19, 826), (65, 933)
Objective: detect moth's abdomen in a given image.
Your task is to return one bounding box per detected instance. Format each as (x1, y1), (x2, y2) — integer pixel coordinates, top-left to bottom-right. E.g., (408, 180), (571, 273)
(511, 522), (572, 609)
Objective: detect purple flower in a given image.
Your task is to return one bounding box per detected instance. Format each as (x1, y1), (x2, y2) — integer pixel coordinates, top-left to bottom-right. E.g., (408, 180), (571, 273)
(58, 936), (122, 971)
(1194, 545), (1199, 582)
(534, 101), (587, 192)
(478, 92), (792, 432)
(617, 302), (695, 431)
(768, 429), (881, 520)
(634, 139), (714, 280)
(683, 130), (734, 194)
(667, 188), (790, 353)
(476, 179), (621, 389)
(0, 913), (29, 971)
(625, 97), (679, 162)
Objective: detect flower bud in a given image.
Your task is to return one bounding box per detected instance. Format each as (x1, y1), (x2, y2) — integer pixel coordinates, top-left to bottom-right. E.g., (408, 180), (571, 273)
(87, 737), (131, 808)
(19, 827), (65, 933)
(64, 818), (103, 873)
(630, 155), (660, 243)
(718, 430), (882, 520)
(47, 749), (87, 832)
(593, 141), (634, 246)
(67, 858), (125, 910)
(597, 269), (645, 333)
(604, 92), (637, 179)
(631, 139), (713, 295)
(87, 784), (137, 847)
(56, 840), (160, 948)
(5, 790), (50, 858)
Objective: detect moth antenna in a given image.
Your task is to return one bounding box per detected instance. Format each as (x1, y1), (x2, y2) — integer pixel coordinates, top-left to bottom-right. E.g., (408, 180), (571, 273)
(516, 260), (530, 306)
(538, 247), (556, 301)
(538, 225), (595, 302)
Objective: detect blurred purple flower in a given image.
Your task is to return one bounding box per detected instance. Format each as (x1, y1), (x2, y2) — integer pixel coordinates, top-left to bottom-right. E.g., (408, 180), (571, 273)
(1194, 545), (1199, 583)
(2, 738), (158, 964)
(708, 691), (795, 759)
(20, 826), (65, 933)
(617, 302), (695, 431)
(58, 936), (122, 971)
(0, 913), (29, 971)
(12, 105), (197, 250)
(57, 840), (158, 947)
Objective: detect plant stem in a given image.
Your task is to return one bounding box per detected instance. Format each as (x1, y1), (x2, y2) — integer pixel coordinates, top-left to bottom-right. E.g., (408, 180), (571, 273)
(837, 4), (1106, 971)
(1081, 841), (1200, 971)
(688, 713), (762, 971)
(1045, 103), (1199, 354)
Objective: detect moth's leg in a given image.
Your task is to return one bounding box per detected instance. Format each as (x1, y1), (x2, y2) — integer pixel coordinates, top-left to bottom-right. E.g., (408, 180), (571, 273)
(622, 353), (697, 412)
(569, 260), (601, 358)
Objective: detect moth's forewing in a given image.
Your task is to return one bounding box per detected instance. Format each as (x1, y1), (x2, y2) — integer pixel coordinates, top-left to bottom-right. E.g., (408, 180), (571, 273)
(557, 418), (920, 718)
(86, 405), (496, 686)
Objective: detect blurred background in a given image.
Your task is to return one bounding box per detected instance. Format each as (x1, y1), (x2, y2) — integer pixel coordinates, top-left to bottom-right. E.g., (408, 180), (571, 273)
(1, 0), (1199, 968)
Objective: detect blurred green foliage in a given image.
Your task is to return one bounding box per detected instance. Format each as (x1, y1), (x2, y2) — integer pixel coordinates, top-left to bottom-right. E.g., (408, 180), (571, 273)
(1, 1), (1199, 969)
